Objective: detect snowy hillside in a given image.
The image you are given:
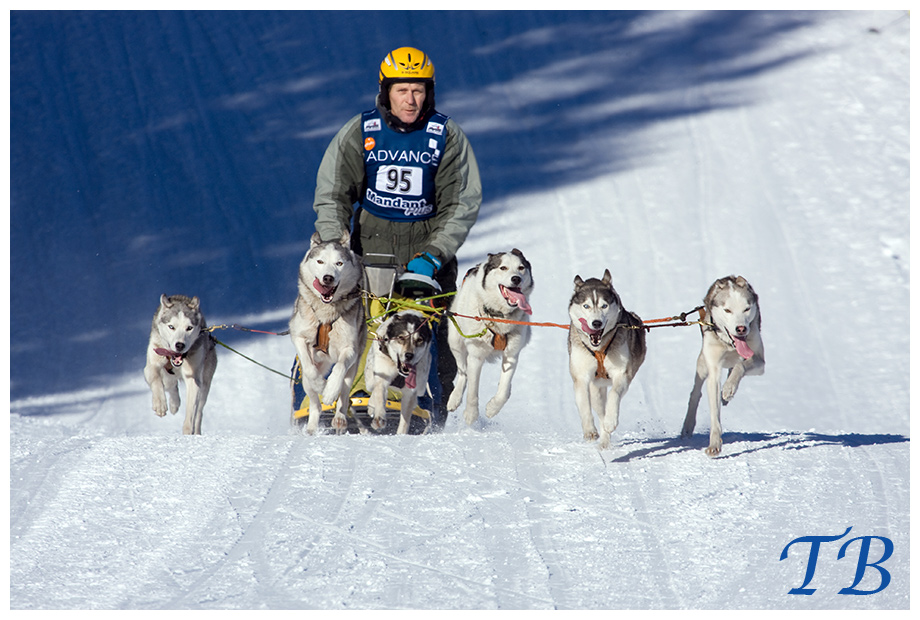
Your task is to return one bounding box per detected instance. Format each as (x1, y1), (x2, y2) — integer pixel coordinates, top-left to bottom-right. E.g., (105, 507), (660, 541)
(9, 10), (910, 610)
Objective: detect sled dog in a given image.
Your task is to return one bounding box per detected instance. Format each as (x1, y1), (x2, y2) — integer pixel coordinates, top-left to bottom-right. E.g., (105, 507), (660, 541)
(567, 270), (646, 450)
(447, 249), (534, 425)
(289, 231), (367, 434)
(365, 310), (433, 434)
(144, 294), (218, 435)
(681, 275), (765, 456)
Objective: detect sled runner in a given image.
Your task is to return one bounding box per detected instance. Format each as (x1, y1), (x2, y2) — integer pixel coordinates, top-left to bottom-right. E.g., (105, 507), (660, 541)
(291, 254), (441, 435)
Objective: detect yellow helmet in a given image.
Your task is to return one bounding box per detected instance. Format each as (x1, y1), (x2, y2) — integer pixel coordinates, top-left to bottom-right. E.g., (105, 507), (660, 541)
(379, 46), (435, 83)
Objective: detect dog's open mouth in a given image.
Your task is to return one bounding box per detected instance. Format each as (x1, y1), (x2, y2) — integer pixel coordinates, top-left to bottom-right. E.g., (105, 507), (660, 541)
(577, 318), (604, 347)
(398, 361), (417, 390)
(499, 284), (533, 315)
(154, 347), (184, 367)
(731, 335), (755, 360)
(312, 278), (338, 303)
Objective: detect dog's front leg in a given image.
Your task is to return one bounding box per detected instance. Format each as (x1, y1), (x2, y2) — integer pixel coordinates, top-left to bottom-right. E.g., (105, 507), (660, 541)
(446, 338), (468, 412)
(182, 376), (200, 435)
(572, 377), (598, 441)
(184, 356), (215, 435)
(721, 362), (745, 404)
(396, 388), (418, 435)
(485, 352), (518, 418)
(144, 363), (171, 417)
(681, 356), (707, 439)
(331, 347), (363, 433)
(705, 369), (724, 457)
(461, 351), (487, 425)
(292, 341), (325, 434)
(723, 352), (765, 403)
(598, 379), (626, 450)
(367, 373), (388, 430)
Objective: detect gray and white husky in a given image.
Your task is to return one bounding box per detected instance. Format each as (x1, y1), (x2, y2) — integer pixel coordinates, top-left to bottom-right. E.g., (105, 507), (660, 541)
(567, 270), (646, 450)
(681, 275), (765, 456)
(365, 310), (433, 434)
(144, 294), (218, 435)
(447, 249), (534, 426)
(289, 231), (367, 434)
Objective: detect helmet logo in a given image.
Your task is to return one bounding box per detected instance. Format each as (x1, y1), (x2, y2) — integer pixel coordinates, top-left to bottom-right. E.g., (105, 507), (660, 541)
(399, 53), (423, 73)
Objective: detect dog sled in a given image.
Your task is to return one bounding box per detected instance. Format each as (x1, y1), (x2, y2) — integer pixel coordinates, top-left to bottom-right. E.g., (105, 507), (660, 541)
(290, 253), (444, 435)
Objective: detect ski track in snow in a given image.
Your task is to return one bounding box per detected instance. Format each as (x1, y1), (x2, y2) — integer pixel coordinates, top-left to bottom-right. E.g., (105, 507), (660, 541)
(9, 10), (910, 610)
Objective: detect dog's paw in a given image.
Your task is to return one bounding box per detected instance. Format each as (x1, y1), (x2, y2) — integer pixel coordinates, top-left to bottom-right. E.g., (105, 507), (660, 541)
(583, 429), (599, 442)
(598, 436), (611, 450)
(152, 398), (168, 417)
(485, 398), (505, 419)
(371, 414), (387, 430)
(705, 441), (723, 457)
(447, 391), (462, 412)
(721, 381), (739, 403)
(321, 385), (341, 408)
(331, 413), (348, 431)
(463, 407), (480, 426)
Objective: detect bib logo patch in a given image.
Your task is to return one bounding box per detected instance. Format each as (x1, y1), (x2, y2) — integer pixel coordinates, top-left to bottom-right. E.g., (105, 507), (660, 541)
(426, 121), (445, 136)
(364, 137), (376, 151)
(364, 118), (381, 133)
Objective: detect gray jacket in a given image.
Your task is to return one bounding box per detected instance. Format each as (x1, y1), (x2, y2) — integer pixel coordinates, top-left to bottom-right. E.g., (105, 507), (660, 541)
(313, 107), (482, 266)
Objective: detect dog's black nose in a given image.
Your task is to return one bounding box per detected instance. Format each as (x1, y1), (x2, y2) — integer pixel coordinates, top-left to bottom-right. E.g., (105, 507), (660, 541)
(511, 275), (521, 286)
(322, 275), (335, 286)
(735, 325), (748, 336)
(175, 342), (185, 352)
(592, 320), (603, 330)
(404, 351), (413, 362)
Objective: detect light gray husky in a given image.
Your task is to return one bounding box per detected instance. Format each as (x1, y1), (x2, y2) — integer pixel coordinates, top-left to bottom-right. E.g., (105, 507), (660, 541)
(447, 249), (534, 426)
(144, 294), (217, 435)
(289, 231), (367, 434)
(365, 310), (433, 434)
(567, 270), (646, 450)
(681, 275), (765, 456)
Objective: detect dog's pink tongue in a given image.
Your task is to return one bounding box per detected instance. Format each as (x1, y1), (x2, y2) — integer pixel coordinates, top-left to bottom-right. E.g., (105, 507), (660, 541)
(405, 366), (417, 390)
(504, 287), (533, 315)
(578, 318), (600, 335)
(312, 278), (333, 296)
(733, 337), (755, 360)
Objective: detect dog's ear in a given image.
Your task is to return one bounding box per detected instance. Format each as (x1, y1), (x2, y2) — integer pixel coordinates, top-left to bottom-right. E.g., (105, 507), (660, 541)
(160, 294), (172, 308)
(189, 296), (200, 310)
(733, 275), (748, 289)
(339, 230), (351, 247)
(309, 232), (322, 248)
(574, 275), (584, 287)
(602, 269), (612, 285)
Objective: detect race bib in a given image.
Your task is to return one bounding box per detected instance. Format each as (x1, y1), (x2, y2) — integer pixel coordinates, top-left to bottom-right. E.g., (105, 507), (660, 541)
(375, 165), (423, 197)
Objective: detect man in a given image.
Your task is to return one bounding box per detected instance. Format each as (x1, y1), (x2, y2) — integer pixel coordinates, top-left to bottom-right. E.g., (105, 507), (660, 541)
(312, 46), (482, 429)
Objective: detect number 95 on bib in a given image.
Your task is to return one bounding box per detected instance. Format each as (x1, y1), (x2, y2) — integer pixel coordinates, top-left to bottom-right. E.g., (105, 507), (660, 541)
(375, 165), (423, 196)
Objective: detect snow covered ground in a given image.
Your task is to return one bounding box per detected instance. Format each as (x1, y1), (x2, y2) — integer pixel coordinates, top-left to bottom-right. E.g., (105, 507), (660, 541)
(9, 10), (911, 610)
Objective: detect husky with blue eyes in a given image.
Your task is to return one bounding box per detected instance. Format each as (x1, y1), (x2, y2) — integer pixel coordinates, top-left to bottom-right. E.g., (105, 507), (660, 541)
(144, 294), (217, 435)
